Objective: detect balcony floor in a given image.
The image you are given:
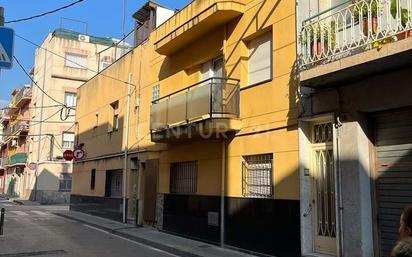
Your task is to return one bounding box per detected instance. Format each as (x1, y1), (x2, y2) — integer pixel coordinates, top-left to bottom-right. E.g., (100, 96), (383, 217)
(151, 118), (241, 143)
(301, 31), (412, 88)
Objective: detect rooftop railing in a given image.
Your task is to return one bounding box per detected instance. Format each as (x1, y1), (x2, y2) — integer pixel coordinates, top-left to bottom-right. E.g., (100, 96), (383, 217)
(300, 0), (412, 69)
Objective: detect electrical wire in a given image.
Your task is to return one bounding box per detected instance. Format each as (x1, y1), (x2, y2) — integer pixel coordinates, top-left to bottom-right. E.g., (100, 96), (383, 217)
(0, 104), (63, 111)
(5, 0), (85, 24)
(13, 55), (70, 108)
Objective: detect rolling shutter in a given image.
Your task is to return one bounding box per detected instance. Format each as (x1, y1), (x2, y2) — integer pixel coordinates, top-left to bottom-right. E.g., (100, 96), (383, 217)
(374, 107), (412, 257)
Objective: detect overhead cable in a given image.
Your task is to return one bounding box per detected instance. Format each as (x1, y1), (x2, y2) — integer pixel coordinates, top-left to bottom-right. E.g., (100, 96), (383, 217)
(5, 0), (85, 24)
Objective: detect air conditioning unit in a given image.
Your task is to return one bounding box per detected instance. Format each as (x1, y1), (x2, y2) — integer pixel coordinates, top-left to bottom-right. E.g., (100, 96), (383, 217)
(78, 34), (90, 43)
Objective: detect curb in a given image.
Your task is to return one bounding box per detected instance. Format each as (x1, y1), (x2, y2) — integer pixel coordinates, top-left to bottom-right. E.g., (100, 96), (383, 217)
(55, 212), (202, 257)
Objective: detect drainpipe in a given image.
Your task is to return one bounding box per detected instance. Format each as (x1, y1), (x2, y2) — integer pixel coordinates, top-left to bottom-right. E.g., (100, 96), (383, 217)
(220, 139), (226, 247)
(335, 117), (344, 257)
(123, 73), (132, 224)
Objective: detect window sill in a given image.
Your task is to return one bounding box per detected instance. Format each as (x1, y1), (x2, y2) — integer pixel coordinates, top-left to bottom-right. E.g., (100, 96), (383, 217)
(240, 78), (273, 91)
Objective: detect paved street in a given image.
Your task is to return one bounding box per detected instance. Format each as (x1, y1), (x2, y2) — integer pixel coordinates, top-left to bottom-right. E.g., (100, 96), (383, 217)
(0, 198), (179, 257)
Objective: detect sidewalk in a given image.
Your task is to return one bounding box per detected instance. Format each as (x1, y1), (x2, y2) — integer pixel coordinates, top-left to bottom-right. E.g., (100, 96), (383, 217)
(56, 211), (257, 257)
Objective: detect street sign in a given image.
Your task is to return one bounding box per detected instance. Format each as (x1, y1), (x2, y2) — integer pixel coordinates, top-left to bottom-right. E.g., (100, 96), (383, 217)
(63, 150), (74, 161)
(28, 162), (37, 170)
(73, 149), (86, 161)
(0, 27), (14, 69)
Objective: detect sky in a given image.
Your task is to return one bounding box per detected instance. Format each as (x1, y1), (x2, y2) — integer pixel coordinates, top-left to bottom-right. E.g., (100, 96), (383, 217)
(0, 0), (188, 105)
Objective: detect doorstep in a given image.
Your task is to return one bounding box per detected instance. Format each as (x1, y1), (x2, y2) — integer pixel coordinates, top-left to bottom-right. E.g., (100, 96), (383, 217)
(56, 211), (256, 257)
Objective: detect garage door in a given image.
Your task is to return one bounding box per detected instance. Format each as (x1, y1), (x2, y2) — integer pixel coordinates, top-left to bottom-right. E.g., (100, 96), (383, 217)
(374, 107), (412, 257)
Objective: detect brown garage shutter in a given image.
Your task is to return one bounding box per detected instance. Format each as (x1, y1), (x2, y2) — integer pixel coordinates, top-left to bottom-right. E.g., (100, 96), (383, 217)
(374, 107), (412, 257)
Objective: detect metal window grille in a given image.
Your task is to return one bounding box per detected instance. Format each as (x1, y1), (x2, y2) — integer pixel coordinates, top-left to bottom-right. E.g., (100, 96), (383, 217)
(242, 154), (273, 198)
(170, 161), (197, 194)
(59, 173), (72, 191)
(313, 123), (333, 143)
(152, 85), (160, 102)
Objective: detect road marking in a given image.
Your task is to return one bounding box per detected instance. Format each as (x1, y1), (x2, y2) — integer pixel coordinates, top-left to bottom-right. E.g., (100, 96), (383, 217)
(83, 224), (181, 257)
(30, 211), (50, 216)
(3, 204), (13, 207)
(10, 211), (28, 216)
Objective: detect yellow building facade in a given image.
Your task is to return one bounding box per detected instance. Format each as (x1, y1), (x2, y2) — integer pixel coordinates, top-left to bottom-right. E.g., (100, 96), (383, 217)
(72, 1), (299, 256)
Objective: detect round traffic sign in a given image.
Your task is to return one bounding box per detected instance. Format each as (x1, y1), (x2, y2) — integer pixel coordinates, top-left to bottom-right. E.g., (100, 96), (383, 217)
(63, 150), (74, 161)
(73, 149), (86, 161)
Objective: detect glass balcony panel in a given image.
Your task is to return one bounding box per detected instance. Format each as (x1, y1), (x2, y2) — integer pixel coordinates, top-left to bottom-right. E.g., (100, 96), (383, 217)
(187, 84), (211, 121)
(150, 99), (168, 131)
(167, 92), (187, 126)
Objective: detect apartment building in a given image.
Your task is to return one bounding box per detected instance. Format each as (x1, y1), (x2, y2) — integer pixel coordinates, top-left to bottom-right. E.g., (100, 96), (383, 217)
(297, 0), (412, 256)
(0, 86), (31, 198)
(26, 28), (122, 204)
(72, 1), (299, 256)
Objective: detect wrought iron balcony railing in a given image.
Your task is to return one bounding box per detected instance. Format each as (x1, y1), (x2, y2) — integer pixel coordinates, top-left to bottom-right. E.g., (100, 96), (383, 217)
(11, 121), (30, 134)
(300, 0), (412, 69)
(150, 77), (240, 132)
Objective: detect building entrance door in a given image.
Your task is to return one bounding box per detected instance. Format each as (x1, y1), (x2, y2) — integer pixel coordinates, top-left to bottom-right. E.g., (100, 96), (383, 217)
(311, 122), (337, 255)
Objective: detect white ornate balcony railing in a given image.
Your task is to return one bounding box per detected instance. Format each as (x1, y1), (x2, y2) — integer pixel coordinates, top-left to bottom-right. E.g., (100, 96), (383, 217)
(299, 0), (412, 69)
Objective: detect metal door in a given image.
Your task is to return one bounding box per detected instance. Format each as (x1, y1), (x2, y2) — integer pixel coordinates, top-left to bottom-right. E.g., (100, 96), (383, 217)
(312, 122), (337, 255)
(373, 108), (412, 257)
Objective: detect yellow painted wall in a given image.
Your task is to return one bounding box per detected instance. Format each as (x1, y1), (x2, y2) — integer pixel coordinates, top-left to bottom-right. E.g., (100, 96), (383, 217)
(74, 0), (299, 201)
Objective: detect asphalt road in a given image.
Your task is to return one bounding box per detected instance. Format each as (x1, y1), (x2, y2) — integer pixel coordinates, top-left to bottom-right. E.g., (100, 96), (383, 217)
(0, 198), (179, 257)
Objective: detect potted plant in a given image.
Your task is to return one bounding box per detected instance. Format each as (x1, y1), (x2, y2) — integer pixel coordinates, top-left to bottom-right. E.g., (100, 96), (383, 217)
(302, 23), (336, 60)
(390, 0), (412, 39)
(353, 0), (379, 36)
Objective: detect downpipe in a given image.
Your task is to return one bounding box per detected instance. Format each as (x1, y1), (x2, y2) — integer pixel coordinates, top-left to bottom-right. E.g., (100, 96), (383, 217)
(123, 73), (132, 224)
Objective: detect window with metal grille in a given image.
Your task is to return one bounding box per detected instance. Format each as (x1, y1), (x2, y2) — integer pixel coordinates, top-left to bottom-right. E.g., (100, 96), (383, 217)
(152, 85), (160, 102)
(59, 173), (72, 191)
(170, 161), (197, 194)
(242, 154), (273, 198)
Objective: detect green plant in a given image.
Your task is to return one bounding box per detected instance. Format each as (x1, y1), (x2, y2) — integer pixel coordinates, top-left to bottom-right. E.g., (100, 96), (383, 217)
(390, 0), (409, 27)
(353, 0), (380, 20)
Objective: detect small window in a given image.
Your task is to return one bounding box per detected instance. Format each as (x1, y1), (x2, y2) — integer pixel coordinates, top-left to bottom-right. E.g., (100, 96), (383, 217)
(109, 101), (119, 132)
(242, 154), (273, 198)
(90, 169), (96, 190)
(64, 92), (77, 108)
(100, 62), (111, 70)
(59, 173), (72, 191)
(62, 132), (75, 149)
(152, 85), (160, 102)
(65, 53), (87, 69)
(248, 31), (273, 85)
(170, 161), (197, 194)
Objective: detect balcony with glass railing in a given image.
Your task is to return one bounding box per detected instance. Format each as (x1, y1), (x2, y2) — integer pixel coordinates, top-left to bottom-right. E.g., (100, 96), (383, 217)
(299, 0), (412, 70)
(150, 77), (241, 142)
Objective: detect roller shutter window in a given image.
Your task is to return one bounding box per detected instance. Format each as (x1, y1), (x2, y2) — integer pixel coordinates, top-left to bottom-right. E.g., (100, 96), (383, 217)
(248, 31), (272, 86)
(65, 53), (87, 69)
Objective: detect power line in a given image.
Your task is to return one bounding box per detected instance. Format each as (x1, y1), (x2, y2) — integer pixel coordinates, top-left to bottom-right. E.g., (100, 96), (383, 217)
(5, 0), (85, 24)
(13, 55), (69, 108)
(0, 104), (63, 111)
(16, 33), (137, 88)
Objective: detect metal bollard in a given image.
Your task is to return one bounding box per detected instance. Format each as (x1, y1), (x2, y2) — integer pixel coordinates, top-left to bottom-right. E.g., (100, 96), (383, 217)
(0, 208), (4, 236)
